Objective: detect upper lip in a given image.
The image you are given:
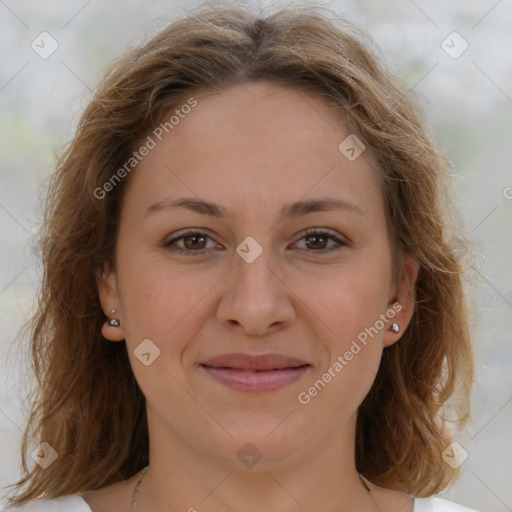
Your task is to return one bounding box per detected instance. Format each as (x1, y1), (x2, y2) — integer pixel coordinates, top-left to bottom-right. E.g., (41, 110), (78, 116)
(201, 353), (310, 371)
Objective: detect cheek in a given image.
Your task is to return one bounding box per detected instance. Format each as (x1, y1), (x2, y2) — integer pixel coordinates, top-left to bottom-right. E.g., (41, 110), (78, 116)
(295, 296), (386, 421)
(115, 253), (219, 401)
(118, 258), (214, 342)
(113, 238), (191, 346)
(296, 249), (393, 343)
(291, 248), (392, 405)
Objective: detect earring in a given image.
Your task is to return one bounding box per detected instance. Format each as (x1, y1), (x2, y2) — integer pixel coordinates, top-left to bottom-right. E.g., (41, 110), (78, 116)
(108, 309), (120, 327)
(390, 323), (400, 334)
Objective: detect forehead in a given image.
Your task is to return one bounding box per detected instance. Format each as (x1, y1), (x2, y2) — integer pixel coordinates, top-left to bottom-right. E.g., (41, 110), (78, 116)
(123, 81), (382, 219)
(181, 81), (352, 155)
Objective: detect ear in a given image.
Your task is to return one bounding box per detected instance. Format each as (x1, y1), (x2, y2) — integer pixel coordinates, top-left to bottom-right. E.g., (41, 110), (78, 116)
(97, 263), (125, 342)
(383, 253), (420, 348)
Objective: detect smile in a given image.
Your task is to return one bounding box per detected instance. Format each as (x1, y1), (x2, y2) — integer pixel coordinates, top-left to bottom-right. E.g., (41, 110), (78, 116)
(200, 364), (311, 392)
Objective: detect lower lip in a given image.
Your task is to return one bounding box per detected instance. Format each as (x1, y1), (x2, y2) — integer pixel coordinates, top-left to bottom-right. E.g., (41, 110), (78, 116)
(201, 365), (310, 392)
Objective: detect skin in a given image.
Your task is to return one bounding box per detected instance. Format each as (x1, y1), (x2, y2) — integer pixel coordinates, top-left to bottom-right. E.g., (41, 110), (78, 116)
(87, 81), (419, 512)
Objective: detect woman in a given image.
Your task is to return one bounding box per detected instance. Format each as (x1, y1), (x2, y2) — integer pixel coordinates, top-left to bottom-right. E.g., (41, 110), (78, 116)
(4, 3), (478, 511)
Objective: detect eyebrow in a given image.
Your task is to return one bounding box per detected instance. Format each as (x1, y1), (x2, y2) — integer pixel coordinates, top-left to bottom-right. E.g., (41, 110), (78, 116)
(145, 196), (364, 218)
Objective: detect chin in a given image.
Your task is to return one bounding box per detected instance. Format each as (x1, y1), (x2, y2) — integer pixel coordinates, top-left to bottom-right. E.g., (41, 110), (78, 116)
(205, 417), (311, 468)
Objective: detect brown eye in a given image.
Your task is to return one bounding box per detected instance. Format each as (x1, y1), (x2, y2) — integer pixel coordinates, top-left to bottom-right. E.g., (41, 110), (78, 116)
(304, 233), (329, 250)
(182, 234), (208, 250)
(164, 230), (220, 256)
(293, 229), (347, 253)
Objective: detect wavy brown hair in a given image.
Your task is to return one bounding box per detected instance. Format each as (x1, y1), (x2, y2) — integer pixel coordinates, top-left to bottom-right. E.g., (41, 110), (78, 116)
(6, 2), (475, 505)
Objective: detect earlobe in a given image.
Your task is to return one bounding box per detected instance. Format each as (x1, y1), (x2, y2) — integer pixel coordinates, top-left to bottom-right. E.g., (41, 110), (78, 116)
(101, 315), (125, 342)
(97, 264), (125, 342)
(383, 254), (420, 348)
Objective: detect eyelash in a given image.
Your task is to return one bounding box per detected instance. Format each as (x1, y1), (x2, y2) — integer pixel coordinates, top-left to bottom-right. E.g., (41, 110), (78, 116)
(163, 228), (347, 256)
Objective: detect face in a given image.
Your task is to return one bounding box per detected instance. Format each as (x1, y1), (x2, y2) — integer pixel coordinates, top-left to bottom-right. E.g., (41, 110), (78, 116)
(99, 81), (418, 470)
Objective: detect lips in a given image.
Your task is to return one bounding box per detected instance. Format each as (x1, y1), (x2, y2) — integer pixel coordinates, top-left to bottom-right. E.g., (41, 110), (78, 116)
(201, 353), (310, 371)
(200, 353), (311, 392)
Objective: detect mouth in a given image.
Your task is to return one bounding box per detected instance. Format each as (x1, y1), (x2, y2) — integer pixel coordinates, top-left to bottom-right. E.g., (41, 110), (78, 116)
(200, 353), (311, 392)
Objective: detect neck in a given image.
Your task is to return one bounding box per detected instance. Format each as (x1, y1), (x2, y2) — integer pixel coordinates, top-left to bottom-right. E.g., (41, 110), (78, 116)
(136, 409), (379, 512)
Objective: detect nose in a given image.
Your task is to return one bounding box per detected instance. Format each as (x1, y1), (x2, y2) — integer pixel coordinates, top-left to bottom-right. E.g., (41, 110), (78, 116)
(216, 247), (296, 336)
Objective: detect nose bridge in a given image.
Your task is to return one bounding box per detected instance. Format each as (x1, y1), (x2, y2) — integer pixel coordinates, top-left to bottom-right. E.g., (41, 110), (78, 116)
(231, 240), (280, 303)
(217, 238), (294, 334)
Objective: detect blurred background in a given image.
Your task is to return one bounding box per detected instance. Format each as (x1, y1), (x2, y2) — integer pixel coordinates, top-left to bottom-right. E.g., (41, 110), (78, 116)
(0, 0), (510, 510)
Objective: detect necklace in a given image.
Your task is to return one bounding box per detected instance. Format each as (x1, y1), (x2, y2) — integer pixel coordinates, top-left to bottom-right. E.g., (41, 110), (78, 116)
(129, 466), (383, 511)
(129, 465), (148, 511)
(360, 474), (385, 512)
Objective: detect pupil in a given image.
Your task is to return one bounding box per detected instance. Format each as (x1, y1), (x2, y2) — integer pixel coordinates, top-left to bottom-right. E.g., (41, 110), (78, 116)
(185, 235), (206, 250)
(182, 234), (328, 251)
(307, 234), (326, 250)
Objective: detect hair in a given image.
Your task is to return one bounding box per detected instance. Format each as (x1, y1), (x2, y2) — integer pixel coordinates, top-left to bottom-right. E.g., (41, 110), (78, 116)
(6, 1), (475, 505)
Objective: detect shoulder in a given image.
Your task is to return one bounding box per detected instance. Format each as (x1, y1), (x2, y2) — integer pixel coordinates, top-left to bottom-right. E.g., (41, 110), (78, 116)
(414, 497), (481, 512)
(3, 495), (92, 512)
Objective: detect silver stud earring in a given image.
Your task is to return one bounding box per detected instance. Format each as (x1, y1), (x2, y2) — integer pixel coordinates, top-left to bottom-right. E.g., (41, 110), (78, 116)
(390, 323), (400, 334)
(109, 309), (120, 327)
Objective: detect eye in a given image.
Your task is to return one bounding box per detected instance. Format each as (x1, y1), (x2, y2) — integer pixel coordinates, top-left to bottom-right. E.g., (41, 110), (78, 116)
(163, 228), (347, 257)
(292, 228), (347, 253)
(163, 230), (221, 256)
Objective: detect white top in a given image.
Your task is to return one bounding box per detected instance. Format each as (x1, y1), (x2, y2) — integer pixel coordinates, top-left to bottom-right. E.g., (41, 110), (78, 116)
(3, 495), (481, 511)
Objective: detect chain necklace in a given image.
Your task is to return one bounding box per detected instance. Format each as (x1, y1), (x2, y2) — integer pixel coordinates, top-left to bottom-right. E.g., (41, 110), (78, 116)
(129, 466), (383, 512)
(129, 465), (148, 512)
